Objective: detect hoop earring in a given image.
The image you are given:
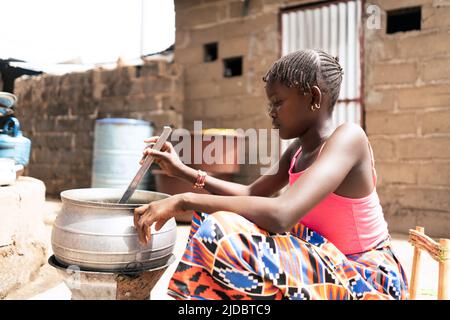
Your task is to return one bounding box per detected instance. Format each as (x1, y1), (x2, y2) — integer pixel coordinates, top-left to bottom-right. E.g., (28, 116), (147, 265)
(310, 103), (321, 111)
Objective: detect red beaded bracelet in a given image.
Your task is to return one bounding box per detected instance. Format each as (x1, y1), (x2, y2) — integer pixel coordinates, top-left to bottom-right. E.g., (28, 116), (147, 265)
(193, 170), (207, 189)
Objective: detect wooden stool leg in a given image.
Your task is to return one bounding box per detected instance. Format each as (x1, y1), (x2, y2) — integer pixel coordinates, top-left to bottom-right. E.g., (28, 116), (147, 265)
(410, 226), (424, 300)
(438, 239), (449, 300)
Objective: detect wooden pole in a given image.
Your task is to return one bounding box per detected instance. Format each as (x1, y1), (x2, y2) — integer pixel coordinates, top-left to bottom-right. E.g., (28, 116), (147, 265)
(438, 238), (449, 300)
(409, 226), (424, 300)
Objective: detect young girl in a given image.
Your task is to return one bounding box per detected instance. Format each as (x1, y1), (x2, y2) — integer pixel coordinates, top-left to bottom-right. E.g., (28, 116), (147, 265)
(134, 49), (409, 300)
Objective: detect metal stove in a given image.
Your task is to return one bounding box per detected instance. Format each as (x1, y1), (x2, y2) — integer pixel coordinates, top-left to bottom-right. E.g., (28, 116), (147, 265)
(48, 254), (175, 300)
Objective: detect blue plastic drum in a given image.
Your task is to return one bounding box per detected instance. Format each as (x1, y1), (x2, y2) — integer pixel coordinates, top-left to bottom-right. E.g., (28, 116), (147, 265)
(91, 118), (153, 190)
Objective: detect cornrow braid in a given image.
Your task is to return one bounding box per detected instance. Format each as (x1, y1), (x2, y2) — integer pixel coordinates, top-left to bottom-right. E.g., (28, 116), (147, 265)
(263, 49), (344, 110)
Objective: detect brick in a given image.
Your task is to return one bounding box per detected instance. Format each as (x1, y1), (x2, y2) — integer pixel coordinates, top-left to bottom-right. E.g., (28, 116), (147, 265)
(218, 13), (277, 39)
(422, 4), (450, 29)
(369, 63), (417, 85)
(34, 119), (57, 132)
(75, 133), (94, 149)
(383, 204), (450, 238)
(72, 100), (98, 116)
(396, 32), (450, 59)
(141, 77), (174, 94)
(418, 162), (450, 186)
(220, 36), (250, 58)
(218, 77), (248, 96)
(176, 4), (224, 28)
(175, 45), (208, 66)
(189, 25), (223, 46)
(47, 100), (71, 116)
(376, 161), (417, 185)
(397, 84), (450, 109)
(185, 62), (222, 82)
(101, 70), (132, 97)
(32, 148), (90, 166)
(397, 186), (450, 211)
(143, 111), (183, 132)
(382, 206), (418, 234)
(229, 0), (264, 19)
(166, 63), (183, 78)
(366, 112), (417, 135)
(161, 94), (184, 113)
(139, 63), (160, 77)
(365, 36), (399, 61)
(97, 97), (127, 113)
(184, 99), (204, 116)
(185, 81), (220, 100)
(422, 57), (450, 82)
(416, 210), (450, 238)
(126, 96), (159, 112)
(375, 0), (433, 10)
(200, 97), (243, 118)
(397, 137), (450, 159)
(422, 109), (450, 134)
(129, 78), (145, 95)
(33, 133), (74, 150)
(365, 89), (396, 111)
(55, 118), (95, 132)
(175, 29), (191, 49)
(238, 96), (267, 115)
(369, 137), (396, 160)
(174, 0), (203, 12)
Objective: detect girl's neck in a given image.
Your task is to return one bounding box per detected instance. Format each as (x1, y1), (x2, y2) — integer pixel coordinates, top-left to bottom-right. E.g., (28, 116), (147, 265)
(298, 120), (334, 153)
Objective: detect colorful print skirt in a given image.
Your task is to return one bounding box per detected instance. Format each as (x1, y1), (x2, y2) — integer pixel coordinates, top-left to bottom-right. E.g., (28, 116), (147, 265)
(167, 211), (409, 300)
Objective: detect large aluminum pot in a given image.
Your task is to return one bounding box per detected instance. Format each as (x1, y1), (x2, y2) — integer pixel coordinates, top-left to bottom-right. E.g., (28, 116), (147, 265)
(51, 188), (176, 272)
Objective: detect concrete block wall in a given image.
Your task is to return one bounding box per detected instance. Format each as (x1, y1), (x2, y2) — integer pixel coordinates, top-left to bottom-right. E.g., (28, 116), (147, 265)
(365, 0), (450, 237)
(0, 177), (47, 298)
(176, 0), (450, 236)
(13, 58), (184, 196)
(174, 0), (314, 184)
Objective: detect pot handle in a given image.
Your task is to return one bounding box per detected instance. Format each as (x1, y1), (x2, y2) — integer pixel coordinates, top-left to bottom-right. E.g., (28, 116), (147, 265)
(3, 117), (20, 137)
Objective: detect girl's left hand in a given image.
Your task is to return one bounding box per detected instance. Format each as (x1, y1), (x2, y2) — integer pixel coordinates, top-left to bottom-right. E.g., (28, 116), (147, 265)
(133, 194), (185, 245)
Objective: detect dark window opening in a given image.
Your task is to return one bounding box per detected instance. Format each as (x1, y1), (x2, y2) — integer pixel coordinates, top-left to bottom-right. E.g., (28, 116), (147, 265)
(223, 57), (243, 77)
(387, 6), (421, 34)
(204, 43), (218, 62)
(135, 65), (142, 78)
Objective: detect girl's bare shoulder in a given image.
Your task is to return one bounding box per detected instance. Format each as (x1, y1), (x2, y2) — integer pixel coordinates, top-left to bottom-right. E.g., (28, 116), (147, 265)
(326, 123), (368, 156)
(330, 122), (367, 141)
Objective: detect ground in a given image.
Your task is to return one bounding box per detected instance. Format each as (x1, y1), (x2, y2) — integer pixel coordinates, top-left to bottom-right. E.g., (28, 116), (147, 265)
(4, 198), (440, 300)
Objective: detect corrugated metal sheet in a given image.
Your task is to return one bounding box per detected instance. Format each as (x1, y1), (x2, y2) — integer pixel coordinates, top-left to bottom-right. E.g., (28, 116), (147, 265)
(281, 0), (363, 129)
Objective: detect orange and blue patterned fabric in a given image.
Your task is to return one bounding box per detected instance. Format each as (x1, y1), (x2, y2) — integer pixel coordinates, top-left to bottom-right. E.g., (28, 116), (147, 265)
(167, 211), (409, 300)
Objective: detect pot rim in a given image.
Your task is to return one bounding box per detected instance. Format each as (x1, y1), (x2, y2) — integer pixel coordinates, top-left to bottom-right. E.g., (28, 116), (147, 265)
(60, 188), (171, 209)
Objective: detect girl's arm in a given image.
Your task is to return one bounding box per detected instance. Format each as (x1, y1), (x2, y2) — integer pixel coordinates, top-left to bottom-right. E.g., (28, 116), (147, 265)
(177, 140), (297, 197)
(179, 124), (368, 232)
(143, 137), (298, 197)
(135, 124), (368, 242)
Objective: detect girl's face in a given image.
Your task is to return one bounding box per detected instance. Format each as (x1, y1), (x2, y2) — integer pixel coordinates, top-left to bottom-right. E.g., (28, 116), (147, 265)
(265, 80), (317, 140)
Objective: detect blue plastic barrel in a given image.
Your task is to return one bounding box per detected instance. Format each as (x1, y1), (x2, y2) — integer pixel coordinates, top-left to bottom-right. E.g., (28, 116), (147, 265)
(91, 118), (153, 190)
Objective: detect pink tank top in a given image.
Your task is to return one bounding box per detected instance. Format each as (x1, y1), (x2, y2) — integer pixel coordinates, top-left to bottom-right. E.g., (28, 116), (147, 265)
(289, 141), (389, 255)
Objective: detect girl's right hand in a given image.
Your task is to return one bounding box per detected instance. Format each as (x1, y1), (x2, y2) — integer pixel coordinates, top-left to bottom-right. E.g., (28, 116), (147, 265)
(140, 137), (185, 178)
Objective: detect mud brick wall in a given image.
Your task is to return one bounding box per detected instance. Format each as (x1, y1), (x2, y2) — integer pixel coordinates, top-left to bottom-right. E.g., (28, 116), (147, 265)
(14, 58), (183, 196)
(365, 0), (450, 237)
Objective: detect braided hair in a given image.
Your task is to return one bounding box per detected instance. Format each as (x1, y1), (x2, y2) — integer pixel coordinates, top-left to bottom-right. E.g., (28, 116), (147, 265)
(263, 49), (344, 111)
